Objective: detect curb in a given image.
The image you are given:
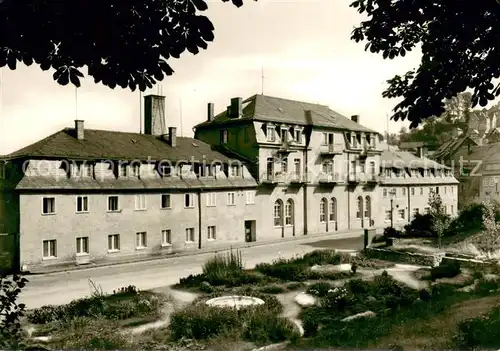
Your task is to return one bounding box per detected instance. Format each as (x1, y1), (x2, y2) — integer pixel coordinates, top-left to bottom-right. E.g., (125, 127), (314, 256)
(24, 228), (383, 276)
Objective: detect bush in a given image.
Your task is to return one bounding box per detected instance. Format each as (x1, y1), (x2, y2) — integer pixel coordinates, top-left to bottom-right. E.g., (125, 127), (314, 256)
(258, 285), (285, 294)
(446, 203), (486, 237)
(286, 282), (304, 291)
(255, 260), (308, 281)
(455, 306), (500, 349)
(300, 250), (342, 265)
(243, 310), (300, 345)
(347, 279), (371, 295)
(307, 282), (334, 298)
(403, 213), (435, 237)
(0, 274), (29, 350)
(430, 260), (461, 280)
(383, 226), (403, 238)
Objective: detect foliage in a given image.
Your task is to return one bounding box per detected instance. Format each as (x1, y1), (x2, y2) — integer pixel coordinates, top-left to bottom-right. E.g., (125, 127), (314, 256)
(475, 200), (500, 254)
(404, 214), (435, 237)
(455, 306), (500, 349)
(0, 0), (247, 90)
(169, 298), (299, 346)
(257, 285), (285, 294)
(430, 260), (461, 281)
(27, 283), (161, 324)
(307, 282), (335, 298)
(427, 190), (451, 247)
(48, 317), (131, 350)
(350, 0), (500, 127)
(0, 274), (28, 349)
(383, 226), (403, 238)
(445, 202), (486, 237)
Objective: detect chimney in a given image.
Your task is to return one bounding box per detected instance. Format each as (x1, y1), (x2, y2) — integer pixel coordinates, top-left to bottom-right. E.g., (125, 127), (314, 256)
(207, 103), (214, 122)
(417, 146), (424, 158)
(144, 95), (166, 136)
(351, 115), (359, 124)
(230, 97), (242, 118)
(75, 120), (84, 140)
(168, 127), (177, 147)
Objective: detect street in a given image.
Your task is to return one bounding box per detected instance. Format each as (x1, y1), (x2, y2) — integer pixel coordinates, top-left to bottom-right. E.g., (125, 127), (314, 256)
(19, 234), (363, 309)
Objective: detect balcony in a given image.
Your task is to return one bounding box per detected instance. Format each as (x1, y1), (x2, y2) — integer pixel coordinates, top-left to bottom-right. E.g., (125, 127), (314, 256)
(276, 140), (293, 154)
(366, 173), (379, 183)
(289, 172), (308, 184)
(319, 144), (343, 156)
(260, 172), (286, 185)
(347, 172), (361, 183)
(318, 172), (341, 184)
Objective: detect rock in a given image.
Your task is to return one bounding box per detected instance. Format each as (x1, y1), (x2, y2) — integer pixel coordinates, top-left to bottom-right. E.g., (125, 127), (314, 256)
(200, 281), (213, 293)
(310, 264), (352, 272)
(294, 292), (316, 307)
(341, 311), (376, 322)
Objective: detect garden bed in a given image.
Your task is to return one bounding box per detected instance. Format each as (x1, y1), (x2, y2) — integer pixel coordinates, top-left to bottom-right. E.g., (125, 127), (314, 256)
(364, 247), (445, 267)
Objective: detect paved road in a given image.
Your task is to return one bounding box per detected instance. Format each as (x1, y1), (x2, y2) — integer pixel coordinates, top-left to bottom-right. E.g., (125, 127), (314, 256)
(19, 234), (363, 309)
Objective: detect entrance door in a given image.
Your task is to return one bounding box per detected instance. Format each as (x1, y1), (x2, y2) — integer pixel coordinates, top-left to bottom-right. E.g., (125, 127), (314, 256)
(245, 220), (256, 242)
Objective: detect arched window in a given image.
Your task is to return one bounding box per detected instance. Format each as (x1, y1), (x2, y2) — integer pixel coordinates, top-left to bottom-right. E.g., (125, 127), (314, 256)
(274, 200), (283, 226)
(356, 196), (363, 219)
(320, 198), (327, 222)
(285, 199), (294, 225)
(365, 196), (371, 218)
(329, 197), (337, 221)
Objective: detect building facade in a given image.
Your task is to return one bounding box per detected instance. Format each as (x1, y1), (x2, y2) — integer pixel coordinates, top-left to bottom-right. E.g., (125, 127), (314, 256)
(0, 94), (458, 272)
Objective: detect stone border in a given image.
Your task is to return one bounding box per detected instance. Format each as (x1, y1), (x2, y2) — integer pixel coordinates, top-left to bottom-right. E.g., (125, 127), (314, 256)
(364, 247), (445, 267)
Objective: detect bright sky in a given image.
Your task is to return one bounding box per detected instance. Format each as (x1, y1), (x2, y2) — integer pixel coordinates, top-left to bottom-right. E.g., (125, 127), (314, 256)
(0, 0), (419, 155)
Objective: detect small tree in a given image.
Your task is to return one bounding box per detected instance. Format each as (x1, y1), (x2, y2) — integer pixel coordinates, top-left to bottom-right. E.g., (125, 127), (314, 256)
(428, 189), (450, 248)
(476, 200), (500, 257)
(0, 274), (28, 349)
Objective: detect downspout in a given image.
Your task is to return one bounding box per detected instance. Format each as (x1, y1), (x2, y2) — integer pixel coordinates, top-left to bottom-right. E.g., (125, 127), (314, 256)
(347, 152), (351, 230)
(407, 185), (411, 223)
(198, 189), (202, 250)
(303, 144), (308, 235)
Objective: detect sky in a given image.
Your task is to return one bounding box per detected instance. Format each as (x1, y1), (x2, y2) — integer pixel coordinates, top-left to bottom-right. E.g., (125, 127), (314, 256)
(0, 0), (420, 155)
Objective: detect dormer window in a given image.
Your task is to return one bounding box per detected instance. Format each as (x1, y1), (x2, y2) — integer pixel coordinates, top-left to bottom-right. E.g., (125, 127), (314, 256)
(221, 129), (228, 144)
(350, 133), (356, 147)
(159, 163), (171, 177)
(230, 165), (240, 177)
(384, 169), (391, 177)
(206, 165), (214, 177)
(294, 129), (302, 143)
(119, 164), (128, 177)
(267, 125), (276, 142)
(370, 134), (375, 147)
(132, 164), (140, 177)
(281, 128), (288, 143)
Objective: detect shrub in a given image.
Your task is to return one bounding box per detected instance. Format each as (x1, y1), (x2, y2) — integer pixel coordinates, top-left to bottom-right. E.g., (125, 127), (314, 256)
(0, 274), (28, 350)
(255, 260), (308, 282)
(430, 260), (461, 280)
(243, 310), (300, 345)
(383, 226), (403, 238)
(286, 282), (304, 291)
(446, 203), (485, 236)
(258, 285), (285, 294)
(320, 287), (350, 311)
(300, 250), (341, 265)
(455, 306), (500, 349)
(404, 213), (435, 237)
(307, 282), (334, 298)
(202, 250), (243, 283)
(347, 279), (371, 295)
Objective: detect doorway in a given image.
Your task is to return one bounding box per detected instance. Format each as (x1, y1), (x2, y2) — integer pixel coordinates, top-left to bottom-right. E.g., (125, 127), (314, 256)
(245, 220), (256, 242)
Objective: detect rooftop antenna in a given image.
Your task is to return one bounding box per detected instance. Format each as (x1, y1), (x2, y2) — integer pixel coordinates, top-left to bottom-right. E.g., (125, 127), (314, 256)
(179, 98), (183, 137)
(139, 89), (142, 134)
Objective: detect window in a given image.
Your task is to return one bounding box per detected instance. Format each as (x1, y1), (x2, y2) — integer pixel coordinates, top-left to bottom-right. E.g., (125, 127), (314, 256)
(322, 132), (328, 145)
(411, 188), (415, 196)
(294, 158), (301, 177)
(451, 205), (454, 214)
(274, 200), (283, 226)
(184, 193), (194, 208)
(230, 165), (240, 177)
(246, 190), (255, 205)
(76, 196), (88, 213)
(42, 197), (56, 214)
(356, 196), (363, 219)
(436, 186), (439, 194)
(208, 226), (216, 240)
(402, 188), (406, 196)
(206, 193), (216, 207)
(420, 187), (424, 195)
(159, 164), (171, 177)
(398, 209), (405, 220)
(364, 196), (371, 218)
(136, 232), (147, 249)
(161, 194), (171, 209)
(267, 126), (276, 141)
(266, 157), (274, 180)
(108, 234), (120, 251)
(444, 186), (447, 194)
(320, 198), (327, 223)
(221, 129), (228, 143)
(369, 161), (376, 175)
(162, 230), (172, 246)
(135, 194), (147, 210)
(281, 128), (288, 142)
(227, 192), (236, 206)
(80, 164), (93, 177)
(424, 207), (430, 214)
(119, 164), (128, 177)
(132, 163), (140, 177)
(294, 129), (302, 143)
(329, 198), (337, 221)
(385, 210), (391, 221)
(108, 196), (119, 211)
(43, 240), (57, 258)
(205, 165), (214, 177)
(391, 188), (396, 196)
(185, 228), (195, 242)
(451, 186), (454, 193)
(383, 188), (388, 197)
(76, 237), (89, 255)
(281, 158), (288, 174)
(322, 161), (333, 175)
(285, 199), (294, 225)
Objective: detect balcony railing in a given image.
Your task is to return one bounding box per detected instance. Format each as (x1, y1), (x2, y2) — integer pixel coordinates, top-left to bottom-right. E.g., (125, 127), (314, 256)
(289, 172), (308, 184)
(365, 173), (379, 183)
(348, 172), (361, 183)
(261, 172), (286, 184)
(320, 144), (343, 155)
(318, 172), (341, 184)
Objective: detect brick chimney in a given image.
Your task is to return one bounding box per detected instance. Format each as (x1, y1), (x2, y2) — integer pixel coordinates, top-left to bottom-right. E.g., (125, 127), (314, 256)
(168, 127), (177, 147)
(144, 95), (166, 136)
(75, 120), (84, 140)
(351, 115), (359, 124)
(207, 103), (214, 122)
(230, 97), (242, 118)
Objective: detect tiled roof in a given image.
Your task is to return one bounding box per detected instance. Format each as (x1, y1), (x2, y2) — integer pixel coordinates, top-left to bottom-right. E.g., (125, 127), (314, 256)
(6, 128), (237, 163)
(381, 150), (449, 170)
(194, 94), (378, 134)
(15, 176), (257, 191)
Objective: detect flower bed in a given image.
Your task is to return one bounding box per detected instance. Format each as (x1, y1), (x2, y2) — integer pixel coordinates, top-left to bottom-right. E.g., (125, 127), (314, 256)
(364, 247), (445, 267)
